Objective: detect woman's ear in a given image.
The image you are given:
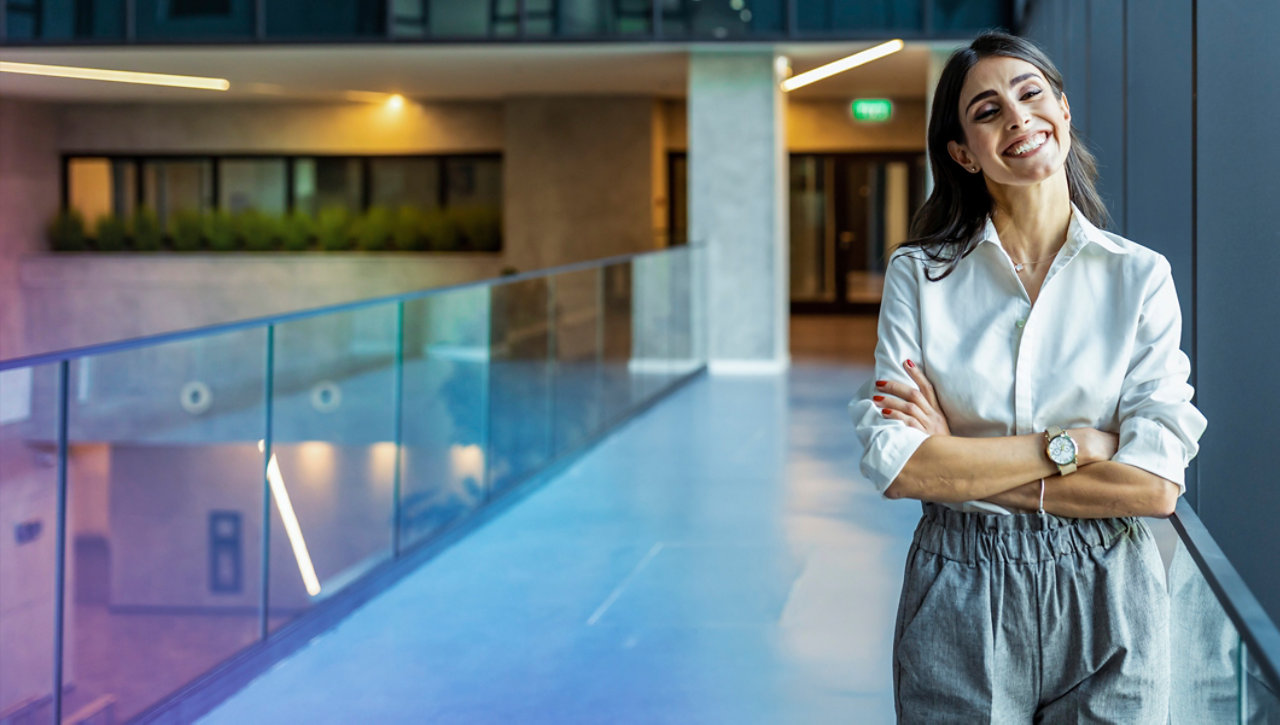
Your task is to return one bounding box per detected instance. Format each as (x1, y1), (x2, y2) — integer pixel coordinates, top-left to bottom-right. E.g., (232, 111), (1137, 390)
(947, 140), (977, 174)
(1060, 92), (1071, 122)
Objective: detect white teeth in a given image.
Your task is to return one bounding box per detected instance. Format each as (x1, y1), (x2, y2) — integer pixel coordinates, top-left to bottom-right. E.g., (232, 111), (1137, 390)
(1009, 132), (1047, 156)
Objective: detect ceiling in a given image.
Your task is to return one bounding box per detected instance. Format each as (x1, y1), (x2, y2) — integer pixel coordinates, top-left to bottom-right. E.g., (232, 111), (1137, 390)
(0, 40), (953, 104)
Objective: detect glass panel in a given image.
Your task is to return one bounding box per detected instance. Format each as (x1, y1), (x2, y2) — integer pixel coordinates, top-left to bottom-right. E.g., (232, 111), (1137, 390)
(0, 364), (58, 724)
(370, 158), (441, 210)
(135, 0), (254, 39)
(268, 306), (398, 629)
(293, 158), (363, 216)
(400, 289), (490, 550)
(444, 157), (502, 208)
(661, 0), (785, 38)
(630, 254), (667, 403)
(142, 159), (214, 223)
(396, 0), (490, 38)
(220, 159), (288, 214)
(796, 0), (921, 32)
(487, 278), (552, 492)
(1169, 538), (1246, 723)
(1246, 649), (1280, 722)
(789, 155), (831, 302)
(928, 0), (1007, 30)
(598, 262), (635, 427)
(68, 158), (112, 229)
(266, 0), (386, 38)
(62, 329), (266, 722)
(3, 0), (125, 40)
(551, 269), (602, 456)
(668, 153), (688, 246)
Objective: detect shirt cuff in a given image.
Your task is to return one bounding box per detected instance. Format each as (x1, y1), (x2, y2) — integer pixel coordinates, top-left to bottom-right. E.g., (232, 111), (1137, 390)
(1111, 417), (1192, 494)
(860, 426), (931, 494)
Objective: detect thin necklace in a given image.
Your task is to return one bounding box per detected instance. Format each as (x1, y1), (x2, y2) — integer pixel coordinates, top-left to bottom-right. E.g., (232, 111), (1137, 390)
(1010, 254), (1055, 273)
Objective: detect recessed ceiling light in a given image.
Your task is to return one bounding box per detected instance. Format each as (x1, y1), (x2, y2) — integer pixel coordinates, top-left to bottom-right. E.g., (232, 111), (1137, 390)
(0, 60), (229, 90)
(781, 39), (905, 92)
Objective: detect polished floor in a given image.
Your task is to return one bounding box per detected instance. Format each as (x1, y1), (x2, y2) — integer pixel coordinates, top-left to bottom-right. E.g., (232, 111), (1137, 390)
(200, 315), (917, 724)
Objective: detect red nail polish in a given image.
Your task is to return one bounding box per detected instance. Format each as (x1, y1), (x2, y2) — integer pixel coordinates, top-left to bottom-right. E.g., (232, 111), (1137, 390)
(875, 380), (887, 386)
(906, 359), (915, 369)
(873, 395), (885, 402)
(882, 408), (892, 416)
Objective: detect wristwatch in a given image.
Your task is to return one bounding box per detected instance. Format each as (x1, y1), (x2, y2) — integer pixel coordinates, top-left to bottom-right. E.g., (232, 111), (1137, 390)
(1044, 426), (1078, 475)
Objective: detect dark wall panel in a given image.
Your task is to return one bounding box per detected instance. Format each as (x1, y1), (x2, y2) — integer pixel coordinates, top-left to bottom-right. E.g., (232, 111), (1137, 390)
(1195, 0), (1280, 621)
(1123, 0), (1195, 500)
(1084, 0), (1125, 233)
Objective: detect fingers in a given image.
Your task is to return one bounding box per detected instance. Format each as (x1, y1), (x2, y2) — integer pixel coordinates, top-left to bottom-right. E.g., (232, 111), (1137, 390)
(874, 378), (929, 409)
(902, 359), (942, 411)
(874, 393), (927, 422)
(880, 407), (926, 430)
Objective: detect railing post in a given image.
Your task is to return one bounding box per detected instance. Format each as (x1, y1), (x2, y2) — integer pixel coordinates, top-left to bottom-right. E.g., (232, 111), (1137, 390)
(391, 302), (405, 557)
(1239, 636), (1249, 725)
(259, 325), (275, 641)
(52, 360), (70, 724)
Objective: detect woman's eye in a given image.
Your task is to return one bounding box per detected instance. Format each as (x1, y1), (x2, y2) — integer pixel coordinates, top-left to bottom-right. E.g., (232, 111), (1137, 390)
(975, 107), (997, 121)
(1022, 88), (1043, 100)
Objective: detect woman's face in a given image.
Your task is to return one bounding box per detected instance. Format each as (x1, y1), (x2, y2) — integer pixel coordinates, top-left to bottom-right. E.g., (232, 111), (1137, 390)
(947, 55), (1071, 188)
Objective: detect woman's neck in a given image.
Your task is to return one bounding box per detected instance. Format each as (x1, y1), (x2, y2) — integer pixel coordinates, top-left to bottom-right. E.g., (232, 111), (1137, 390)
(986, 172), (1072, 264)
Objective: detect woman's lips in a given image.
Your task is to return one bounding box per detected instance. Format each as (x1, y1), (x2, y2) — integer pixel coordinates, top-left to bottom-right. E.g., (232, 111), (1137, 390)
(1003, 131), (1050, 157)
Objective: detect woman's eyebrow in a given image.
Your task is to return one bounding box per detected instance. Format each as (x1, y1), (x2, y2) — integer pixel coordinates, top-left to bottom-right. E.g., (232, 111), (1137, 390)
(965, 72), (1042, 112)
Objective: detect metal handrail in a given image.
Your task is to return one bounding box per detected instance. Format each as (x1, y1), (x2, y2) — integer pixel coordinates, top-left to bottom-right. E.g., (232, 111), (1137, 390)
(1170, 498), (1280, 689)
(0, 245), (695, 372)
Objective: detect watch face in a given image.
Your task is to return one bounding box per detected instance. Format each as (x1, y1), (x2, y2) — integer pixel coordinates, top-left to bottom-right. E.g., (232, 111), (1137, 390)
(1048, 434), (1077, 464)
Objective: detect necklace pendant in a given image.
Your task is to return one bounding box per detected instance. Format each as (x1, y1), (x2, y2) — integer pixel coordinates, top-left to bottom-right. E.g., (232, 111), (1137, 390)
(1014, 263), (1025, 272)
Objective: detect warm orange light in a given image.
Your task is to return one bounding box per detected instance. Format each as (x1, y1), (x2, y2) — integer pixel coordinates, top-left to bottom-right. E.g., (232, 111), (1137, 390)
(387, 94), (405, 110)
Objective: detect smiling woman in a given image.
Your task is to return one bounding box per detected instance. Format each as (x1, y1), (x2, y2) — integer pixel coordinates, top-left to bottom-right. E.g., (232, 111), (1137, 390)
(849, 32), (1206, 723)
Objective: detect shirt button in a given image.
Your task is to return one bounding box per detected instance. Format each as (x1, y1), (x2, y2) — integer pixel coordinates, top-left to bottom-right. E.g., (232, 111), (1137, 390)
(1016, 319), (1026, 329)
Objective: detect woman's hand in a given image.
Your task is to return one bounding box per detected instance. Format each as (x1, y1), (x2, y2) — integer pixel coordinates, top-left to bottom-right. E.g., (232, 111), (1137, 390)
(1069, 427), (1120, 465)
(874, 359), (951, 436)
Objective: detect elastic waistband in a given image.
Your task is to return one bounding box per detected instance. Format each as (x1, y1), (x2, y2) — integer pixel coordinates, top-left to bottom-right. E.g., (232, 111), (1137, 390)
(915, 502), (1143, 565)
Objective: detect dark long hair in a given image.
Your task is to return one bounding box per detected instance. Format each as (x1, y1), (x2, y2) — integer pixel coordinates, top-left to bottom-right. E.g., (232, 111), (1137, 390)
(900, 32), (1110, 281)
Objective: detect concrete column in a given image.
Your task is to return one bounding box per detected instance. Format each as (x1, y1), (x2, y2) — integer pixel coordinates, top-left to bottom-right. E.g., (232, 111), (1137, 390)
(688, 51), (788, 373)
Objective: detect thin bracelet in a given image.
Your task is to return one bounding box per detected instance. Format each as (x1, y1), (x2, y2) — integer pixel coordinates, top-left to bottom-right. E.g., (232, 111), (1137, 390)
(1037, 478), (1046, 515)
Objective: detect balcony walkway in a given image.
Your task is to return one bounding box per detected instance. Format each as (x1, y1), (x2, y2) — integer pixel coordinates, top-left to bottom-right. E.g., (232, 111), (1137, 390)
(199, 316), (917, 724)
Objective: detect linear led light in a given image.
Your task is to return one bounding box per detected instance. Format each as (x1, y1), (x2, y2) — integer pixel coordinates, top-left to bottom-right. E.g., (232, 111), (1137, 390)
(781, 39), (905, 92)
(0, 60), (229, 91)
(259, 440), (322, 597)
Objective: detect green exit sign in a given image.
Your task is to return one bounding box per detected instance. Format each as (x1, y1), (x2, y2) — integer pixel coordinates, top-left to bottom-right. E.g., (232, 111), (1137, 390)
(851, 98), (893, 122)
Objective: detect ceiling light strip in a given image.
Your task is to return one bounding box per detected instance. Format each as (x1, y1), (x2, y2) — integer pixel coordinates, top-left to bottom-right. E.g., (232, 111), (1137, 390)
(0, 60), (229, 91)
(781, 39), (905, 92)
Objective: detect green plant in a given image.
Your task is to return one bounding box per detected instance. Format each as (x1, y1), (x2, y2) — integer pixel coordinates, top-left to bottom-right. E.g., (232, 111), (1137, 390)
(131, 207), (163, 252)
(170, 209), (205, 252)
(391, 206), (423, 251)
(281, 212), (315, 252)
(316, 206), (353, 252)
(450, 205), (502, 252)
(205, 210), (236, 252)
(420, 207), (462, 252)
(94, 213), (129, 252)
(353, 206), (393, 251)
(235, 209), (283, 252)
(47, 209), (88, 252)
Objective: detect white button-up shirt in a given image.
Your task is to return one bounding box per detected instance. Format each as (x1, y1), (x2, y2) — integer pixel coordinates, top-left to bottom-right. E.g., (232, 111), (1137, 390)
(850, 206), (1208, 514)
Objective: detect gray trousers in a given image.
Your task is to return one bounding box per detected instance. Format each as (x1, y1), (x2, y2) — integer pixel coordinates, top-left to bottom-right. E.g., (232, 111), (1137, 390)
(893, 503), (1170, 724)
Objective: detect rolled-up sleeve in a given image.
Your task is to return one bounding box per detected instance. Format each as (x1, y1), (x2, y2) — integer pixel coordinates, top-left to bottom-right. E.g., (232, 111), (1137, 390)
(849, 251), (931, 493)
(1111, 256), (1207, 492)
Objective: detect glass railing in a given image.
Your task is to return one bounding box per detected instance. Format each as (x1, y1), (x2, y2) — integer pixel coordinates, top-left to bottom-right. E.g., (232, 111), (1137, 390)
(0, 244), (704, 723)
(0, 0), (1011, 44)
(1167, 499), (1280, 723)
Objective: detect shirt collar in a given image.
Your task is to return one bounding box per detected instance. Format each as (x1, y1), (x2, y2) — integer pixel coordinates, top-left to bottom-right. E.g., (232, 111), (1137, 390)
(976, 203), (1128, 256)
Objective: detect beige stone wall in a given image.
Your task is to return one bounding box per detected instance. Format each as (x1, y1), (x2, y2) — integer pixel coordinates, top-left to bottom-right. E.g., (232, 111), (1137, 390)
(502, 96), (661, 274)
(0, 100), (61, 361)
(663, 98), (927, 152)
